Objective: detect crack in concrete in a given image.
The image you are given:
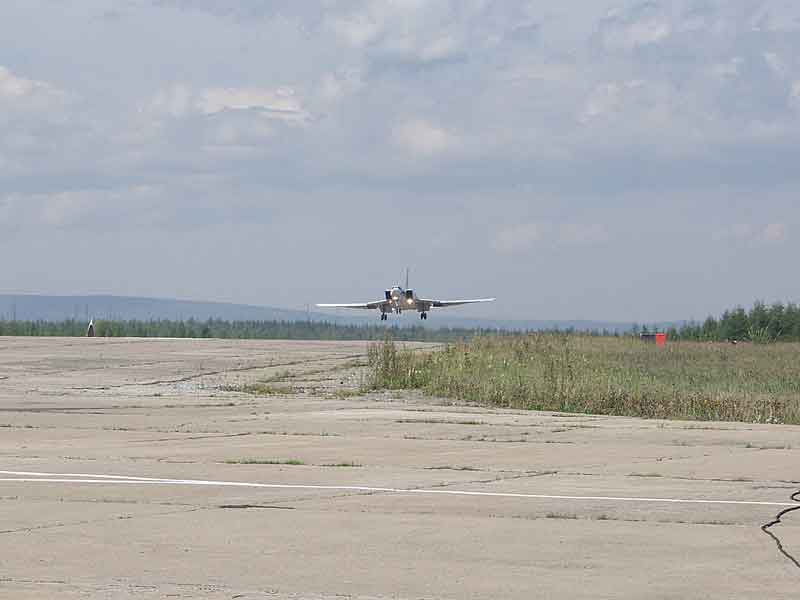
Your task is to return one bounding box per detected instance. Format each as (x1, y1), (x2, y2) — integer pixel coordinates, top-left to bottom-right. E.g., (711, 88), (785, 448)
(131, 431), (256, 443)
(217, 504), (295, 510)
(0, 506), (202, 536)
(231, 469), (560, 512)
(68, 353), (365, 390)
(762, 490), (800, 570)
(0, 577), (68, 585)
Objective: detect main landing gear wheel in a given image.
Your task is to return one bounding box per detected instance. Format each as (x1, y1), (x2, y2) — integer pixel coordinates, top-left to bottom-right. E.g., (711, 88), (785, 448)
(380, 313), (387, 321)
(420, 312), (427, 320)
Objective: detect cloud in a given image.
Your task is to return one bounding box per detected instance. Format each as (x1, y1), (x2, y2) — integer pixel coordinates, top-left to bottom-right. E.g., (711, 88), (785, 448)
(0, 65), (67, 113)
(327, 1), (470, 70)
(150, 83), (193, 118)
(713, 223), (788, 244)
(39, 192), (98, 228)
(595, 2), (675, 51)
(712, 223), (754, 242)
(493, 222), (544, 254)
(150, 84), (309, 122)
(558, 223), (610, 245)
(494, 221), (609, 254)
(319, 69), (364, 103)
(0, 66), (57, 100)
(392, 118), (454, 156)
(762, 223), (787, 243)
(2, 186), (164, 231)
(197, 87), (308, 121)
(600, 18), (671, 50)
(581, 82), (624, 122)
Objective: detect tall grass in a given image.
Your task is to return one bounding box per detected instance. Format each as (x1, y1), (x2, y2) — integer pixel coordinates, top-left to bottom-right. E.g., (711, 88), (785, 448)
(365, 335), (800, 424)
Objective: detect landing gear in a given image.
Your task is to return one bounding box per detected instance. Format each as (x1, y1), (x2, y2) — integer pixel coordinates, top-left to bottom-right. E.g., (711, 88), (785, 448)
(380, 313), (388, 321)
(420, 312), (427, 320)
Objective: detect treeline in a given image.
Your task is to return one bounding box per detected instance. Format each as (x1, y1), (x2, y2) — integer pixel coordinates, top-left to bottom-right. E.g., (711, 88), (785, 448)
(0, 318), (501, 342)
(668, 302), (800, 343)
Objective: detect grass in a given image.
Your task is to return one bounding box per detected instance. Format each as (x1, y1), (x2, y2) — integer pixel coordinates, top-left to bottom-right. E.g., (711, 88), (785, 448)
(223, 382), (298, 395)
(365, 335), (800, 425)
(331, 389), (364, 399)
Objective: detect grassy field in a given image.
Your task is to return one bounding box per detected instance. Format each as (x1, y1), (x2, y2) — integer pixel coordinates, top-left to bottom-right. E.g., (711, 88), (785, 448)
(366, 335), (800, 424)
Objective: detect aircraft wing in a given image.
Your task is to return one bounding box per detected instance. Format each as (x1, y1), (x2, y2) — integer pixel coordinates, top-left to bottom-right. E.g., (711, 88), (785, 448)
(316, 300), (388, 310)
(424, 298), (496, 308)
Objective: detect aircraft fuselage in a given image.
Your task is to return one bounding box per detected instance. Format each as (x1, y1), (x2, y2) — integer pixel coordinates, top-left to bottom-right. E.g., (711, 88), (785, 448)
(382, 286), (427, 314)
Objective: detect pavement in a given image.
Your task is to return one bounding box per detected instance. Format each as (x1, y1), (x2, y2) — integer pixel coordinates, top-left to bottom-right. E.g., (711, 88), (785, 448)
(0, 337), (798, 599)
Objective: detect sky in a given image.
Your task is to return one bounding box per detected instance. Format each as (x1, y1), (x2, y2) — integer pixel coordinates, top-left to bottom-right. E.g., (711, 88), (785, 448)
(1, 0), (799, 322)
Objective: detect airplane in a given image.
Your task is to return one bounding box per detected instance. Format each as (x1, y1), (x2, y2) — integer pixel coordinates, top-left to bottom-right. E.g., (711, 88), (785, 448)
(317, 271), (495, 321)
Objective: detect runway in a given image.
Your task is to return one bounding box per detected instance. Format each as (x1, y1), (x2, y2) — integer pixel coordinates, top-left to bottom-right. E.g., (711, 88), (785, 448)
(2, 470), (797, 507)
(1, 337), (799, 599)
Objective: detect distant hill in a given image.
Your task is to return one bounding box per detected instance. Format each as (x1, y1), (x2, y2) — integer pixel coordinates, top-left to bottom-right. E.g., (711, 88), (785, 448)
(0, 295), (325, 323)
(0, 294), (649, 333)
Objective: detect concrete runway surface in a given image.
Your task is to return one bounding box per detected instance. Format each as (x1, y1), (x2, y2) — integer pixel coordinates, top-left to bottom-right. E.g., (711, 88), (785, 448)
(0, 337), (798, 599)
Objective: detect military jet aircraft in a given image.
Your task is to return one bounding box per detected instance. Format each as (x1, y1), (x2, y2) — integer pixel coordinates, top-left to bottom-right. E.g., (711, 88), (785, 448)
(317, 271), (495, 320)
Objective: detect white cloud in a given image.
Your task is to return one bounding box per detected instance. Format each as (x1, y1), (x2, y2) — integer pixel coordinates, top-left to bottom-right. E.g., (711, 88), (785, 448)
(150, 83), (192, 118)
(762, 223), (787, 243)
(558, 223), (610, 245)
(493, 222), (544, 254)
(0, 196), (14, 225)
(763, 52), (788, 78)
(711, 58), (743, 82)
(150, 84), (309, 123)
(40, 192), (96, 227)
(602, 20), (671, 49)
(329, 13), (383, 47)
(712, 223), (753, 242)
(319, 70), (363, 103)
(494, 221), (609, 254)
(581, 80), (650, 123)
(198, 87), (307, 121)
(0, 65), (66, 111)
(502, 61), (575, 84)
(0, 66), (51, 99)
(713, 223), (787, 244)
(327, 1), (466, 66)
(1, 186), (165, 232)
(581, 83), (622, 122)
(392, 118), (454, 156)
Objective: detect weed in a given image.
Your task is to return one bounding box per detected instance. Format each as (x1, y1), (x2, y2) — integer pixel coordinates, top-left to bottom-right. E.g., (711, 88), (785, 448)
(223, 383), (298, 396)
(332, 389), (363, 399)
(366, 336), (800, 425)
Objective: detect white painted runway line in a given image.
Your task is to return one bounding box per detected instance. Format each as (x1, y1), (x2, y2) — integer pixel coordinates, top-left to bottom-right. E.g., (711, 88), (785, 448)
(1, 470), (797, 507)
